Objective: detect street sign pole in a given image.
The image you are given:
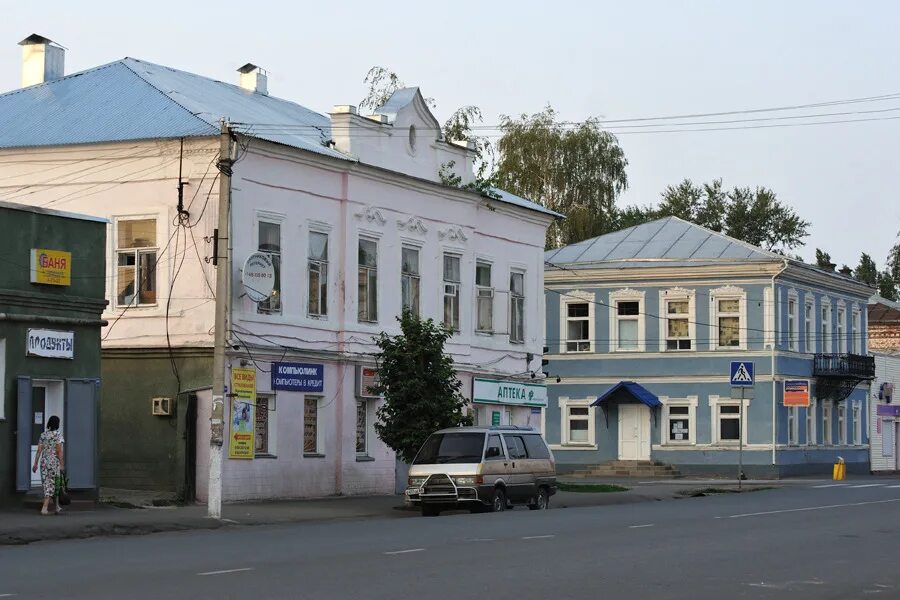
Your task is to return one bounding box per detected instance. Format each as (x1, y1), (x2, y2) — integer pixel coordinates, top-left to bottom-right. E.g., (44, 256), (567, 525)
(739, 387), (744, 491)
(730, 361), (755, 491)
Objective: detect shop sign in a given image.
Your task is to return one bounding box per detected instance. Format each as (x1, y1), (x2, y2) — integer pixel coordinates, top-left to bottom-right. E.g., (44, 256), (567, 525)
(30, 248), (71, 286)
(229, 367), (256, 459)
(271, 362), (324, 393)
(241, 252), (275, 302)
(877, 404), (900, 417)
(491, 411), (501, 426)
(473, 378), (547, 407)
(783, 380), (810, 407)
(26, 329), (74, 359)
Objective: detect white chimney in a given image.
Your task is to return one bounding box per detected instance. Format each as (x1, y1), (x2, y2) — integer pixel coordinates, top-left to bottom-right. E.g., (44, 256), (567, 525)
(237, 63), (267, 95)
(19, 34), (65, 87)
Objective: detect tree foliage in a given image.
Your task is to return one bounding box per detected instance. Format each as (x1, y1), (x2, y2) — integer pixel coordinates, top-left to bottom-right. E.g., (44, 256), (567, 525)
(494, 106), (628, 249)
(372, 311), (471, 464)
(815, 248), (834, 270)
(855, 253), (878, 286)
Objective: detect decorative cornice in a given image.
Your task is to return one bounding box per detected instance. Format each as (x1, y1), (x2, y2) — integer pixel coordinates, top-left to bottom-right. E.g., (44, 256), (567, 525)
(354, 205), (386, 226)
(662, 286), (694, 297)
(397, 216), (428, 235)
(609, 287), (645, 299)
(438, 226), (468, 243)
(710, 285), (745, 296)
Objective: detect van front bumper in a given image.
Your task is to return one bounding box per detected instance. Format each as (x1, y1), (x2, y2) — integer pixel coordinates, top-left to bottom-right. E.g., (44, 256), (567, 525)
(405, 474), (486, 508)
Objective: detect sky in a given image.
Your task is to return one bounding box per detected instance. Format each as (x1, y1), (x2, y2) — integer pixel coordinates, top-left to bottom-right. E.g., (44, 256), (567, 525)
(2, 0), (898, 269)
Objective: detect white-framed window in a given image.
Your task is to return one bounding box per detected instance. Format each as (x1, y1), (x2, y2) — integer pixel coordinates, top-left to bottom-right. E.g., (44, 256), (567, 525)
(115, 217), (158, 307)
(787, 407), (799, 445)
(710, 286), (746, 349)
(475, 260), (493, 333)
(509, 270), (525, 344)
(710, 395), (748, 445)
(358, 237), (378, 323)
(0, 338), (5, 420)
(610, 289), (645, 352)
(307, 231), (328, 317)
(837, 304), (847, 354)
(660, 289), (695, 351)
(837, 403), (846, 445)
(442, 253), (461, 331)
(787, 290), (798, 352)
(853, 401), (862, 445)
(356, 400), (368, 455)
(401, 245), (421, 316)
(566, 303), (591, 352)
(820, 299), (832, 353)
(851, 307), (861, 354)
(822, 400), (833, 445)
(257, 219), (282, 314)
(661, 396), (698, 445)
(254, 395), (276, 457)
(804, 299), (814, 353)
(559, 397), (596, 446)
(806, 399), (817, 445)
(304, 396), (321, 455)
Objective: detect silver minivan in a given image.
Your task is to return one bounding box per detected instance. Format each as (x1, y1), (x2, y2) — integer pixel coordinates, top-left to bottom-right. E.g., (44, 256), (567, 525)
(405, 426), (556, 517)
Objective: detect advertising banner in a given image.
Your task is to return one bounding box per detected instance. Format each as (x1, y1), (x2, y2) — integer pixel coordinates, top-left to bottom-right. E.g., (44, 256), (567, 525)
(783, 380), (810, 407)
(473, 378), (547, 407)
(271, 362), (324, 393)
(229, 367), (256, 459)
(30, 248), (71, 286)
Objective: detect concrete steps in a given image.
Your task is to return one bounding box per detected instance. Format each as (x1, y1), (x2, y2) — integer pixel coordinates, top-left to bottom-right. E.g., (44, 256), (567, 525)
(568, 460), (683, 479)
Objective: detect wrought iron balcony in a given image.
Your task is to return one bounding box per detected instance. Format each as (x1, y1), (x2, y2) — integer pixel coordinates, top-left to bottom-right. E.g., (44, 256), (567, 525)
(813, 353), (875, 380)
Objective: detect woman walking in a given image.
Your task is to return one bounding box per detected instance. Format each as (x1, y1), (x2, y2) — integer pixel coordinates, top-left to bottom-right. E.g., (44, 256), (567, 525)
(31, 415), (64, 515)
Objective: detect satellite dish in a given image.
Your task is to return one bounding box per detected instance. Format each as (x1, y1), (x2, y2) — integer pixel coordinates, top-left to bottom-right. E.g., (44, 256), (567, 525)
(242, 252), (275, 302)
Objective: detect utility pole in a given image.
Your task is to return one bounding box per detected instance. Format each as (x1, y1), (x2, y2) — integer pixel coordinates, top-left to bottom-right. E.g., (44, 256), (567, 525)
(208, 121), (233, 519)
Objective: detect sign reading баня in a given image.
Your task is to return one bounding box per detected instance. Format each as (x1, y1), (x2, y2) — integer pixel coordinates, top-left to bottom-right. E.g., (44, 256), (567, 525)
(473, 377), (547, 407)
(30, 248), (71, 286)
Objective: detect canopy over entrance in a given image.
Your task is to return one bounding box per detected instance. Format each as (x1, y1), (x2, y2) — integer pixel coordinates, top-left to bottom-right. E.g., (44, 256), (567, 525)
(591, 381), (661, 409)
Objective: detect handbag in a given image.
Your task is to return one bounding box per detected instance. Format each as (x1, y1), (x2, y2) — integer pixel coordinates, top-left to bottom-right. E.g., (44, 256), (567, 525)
(56, 472), (71, 506)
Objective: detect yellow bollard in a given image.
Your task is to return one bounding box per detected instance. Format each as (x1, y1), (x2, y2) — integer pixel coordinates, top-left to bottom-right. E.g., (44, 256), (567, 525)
(833, 457), (846, 481)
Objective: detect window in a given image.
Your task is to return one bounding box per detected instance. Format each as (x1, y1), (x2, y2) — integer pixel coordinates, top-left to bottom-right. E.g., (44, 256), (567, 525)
(821, 302), (831, 353)
(853, 401), (862, 445)
(567, 407), (590, 443)
(257, 221), (281, 314)
(355, 400), (367, 455)
(838, 403), (846, 445)
(0, 338), (5, 420)
(804, 300), (813, 353)
(358, 238), (378, 322)
(711, 396), (746, 444)
(666, 300), (691, 350)
(475, 261), (493, 332)
(566, 303), (591, 352)
(787, 294), (798, 351)
(837, 307), (847, 353)
(717, 299), (741, 348)
(442, 254), (461, 330)
(822, 401), (832, 445)
(522, 434), (551, 459)
(401, 246), (420, 316)
(116, 218), (157, 307)
(615, 301), (640, 351)
(504, 435), (527, 459)
(414, 432), (484, 464)
(806, 399), (817, 445)
(667, 406), (691, 443)
(254, 396), (274, 456)
(308, 231), (328, 317)
(509, 271), (525, 344)
(485, 434), (504, 460)
(788, 407), (799, 445)
(304, 397), (320, 454)
(851, 309), (861, 354)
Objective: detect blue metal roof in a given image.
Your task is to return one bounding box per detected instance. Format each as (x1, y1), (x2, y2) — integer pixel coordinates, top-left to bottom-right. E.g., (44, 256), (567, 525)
(591, 381), (662, 408)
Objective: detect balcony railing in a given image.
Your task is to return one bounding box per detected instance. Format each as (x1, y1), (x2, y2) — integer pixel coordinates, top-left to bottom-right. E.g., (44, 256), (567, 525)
(813, 353), (875, 379)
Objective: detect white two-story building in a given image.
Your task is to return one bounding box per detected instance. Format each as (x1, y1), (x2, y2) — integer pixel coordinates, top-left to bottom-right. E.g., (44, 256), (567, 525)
(0, 34), (557, 501)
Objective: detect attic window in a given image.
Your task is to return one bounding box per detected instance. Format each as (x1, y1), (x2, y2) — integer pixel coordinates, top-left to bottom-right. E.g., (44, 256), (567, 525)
(408, 125), (417, 152)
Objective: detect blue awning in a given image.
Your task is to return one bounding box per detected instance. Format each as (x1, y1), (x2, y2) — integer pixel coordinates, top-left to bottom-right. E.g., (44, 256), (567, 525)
(591, 381), (661, 409)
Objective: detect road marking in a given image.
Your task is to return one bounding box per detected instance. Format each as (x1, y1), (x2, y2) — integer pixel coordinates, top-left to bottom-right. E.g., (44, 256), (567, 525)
(522, 535), (555, 540)
(726, 498), (900, 519)
(384, 548), (425, 555)
(848, 484), (885, 488)
(0, 594), (17, 598)
(886, 485), (900, 489)
(467, 538), (495, 542)
(197, 568), (254, 576)
(813, 483), (849, 488)
(629, 524), (655, 529)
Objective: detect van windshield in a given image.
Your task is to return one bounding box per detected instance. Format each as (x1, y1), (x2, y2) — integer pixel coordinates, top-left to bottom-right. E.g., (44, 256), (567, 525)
(413, 433), (485, 464)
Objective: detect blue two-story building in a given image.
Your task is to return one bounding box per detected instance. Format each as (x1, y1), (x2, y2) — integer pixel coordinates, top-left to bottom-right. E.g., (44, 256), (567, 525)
(543, 217), (875, 477)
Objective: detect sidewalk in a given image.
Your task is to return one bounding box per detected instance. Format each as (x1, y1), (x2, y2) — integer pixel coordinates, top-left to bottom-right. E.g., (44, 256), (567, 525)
(1, 480), (783, 546)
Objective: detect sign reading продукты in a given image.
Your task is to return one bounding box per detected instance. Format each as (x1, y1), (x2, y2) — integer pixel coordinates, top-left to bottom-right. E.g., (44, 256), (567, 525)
(272, 362), (324, 393)
(730, 361), (754, 387)
(26, 328), (74, 359)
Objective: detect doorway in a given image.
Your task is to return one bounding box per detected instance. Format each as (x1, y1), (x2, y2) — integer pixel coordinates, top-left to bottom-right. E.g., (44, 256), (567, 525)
(618, 404), (651, 460)
(29, 380), (64, 488)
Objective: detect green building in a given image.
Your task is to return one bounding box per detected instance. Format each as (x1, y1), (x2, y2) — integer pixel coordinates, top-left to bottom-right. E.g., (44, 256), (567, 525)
(0, 200), (106, 506)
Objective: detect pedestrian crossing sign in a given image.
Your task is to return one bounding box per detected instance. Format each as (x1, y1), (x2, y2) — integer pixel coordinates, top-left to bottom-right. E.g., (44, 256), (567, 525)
(730, 361), (754, 386)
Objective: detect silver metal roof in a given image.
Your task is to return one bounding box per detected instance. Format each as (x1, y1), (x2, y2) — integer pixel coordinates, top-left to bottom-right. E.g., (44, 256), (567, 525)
(545, 216), (779, 268)
(489, 188), (562, 219)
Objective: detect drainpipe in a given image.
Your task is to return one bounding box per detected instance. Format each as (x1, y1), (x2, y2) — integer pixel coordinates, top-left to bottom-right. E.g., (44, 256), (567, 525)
(772, 259), (789, 469)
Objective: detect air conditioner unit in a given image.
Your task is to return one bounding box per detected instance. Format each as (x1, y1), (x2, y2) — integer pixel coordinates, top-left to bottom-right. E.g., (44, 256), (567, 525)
(152, 397), (173, 416)
(357, 365), (381, 399)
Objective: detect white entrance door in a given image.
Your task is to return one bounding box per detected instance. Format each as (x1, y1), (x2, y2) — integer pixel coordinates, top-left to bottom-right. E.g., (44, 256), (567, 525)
(618, 404), (651, 460)
(30, 380), (64, 487)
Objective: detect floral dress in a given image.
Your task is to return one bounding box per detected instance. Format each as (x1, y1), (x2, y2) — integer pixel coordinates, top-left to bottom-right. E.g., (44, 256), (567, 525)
(39, 430), (64, 498)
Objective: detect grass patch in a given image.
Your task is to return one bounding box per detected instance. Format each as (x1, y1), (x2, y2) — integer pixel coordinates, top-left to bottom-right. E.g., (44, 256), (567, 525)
(558, 483), (628, 493)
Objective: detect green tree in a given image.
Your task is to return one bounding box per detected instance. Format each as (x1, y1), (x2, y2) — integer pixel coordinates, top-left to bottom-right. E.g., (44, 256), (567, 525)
(877, 270), (898, 301)
(816, 248), (834, 270)
(372, 311), (471, 464)
(855, 253), (879, 286)
(494, 106), (628, 249)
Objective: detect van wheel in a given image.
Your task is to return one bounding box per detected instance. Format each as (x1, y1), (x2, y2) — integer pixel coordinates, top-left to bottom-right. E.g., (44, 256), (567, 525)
(528, 487), (550, 510)
(491, 488), (507, 512)
(421, 505), (440, 517)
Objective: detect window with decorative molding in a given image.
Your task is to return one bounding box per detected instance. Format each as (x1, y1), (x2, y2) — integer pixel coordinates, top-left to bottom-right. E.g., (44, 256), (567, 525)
(851, 308), (861, 354)
(401, 245), (420, 317)
(787, 291), (798, 352)
(257, 220), (282, 314)
(822, 400), (833, 445)
(666, 300), (690, 350)
(853, 401), (862, 445)
(788, 407), (799, 445)
(662, 397), (697, 445)
(509, 271), (525, 344)
(358, 238), (378, 323)
(806, 399), (817, 445)
(804, 300), (814, 353)
(837, 403), (846, 445)
(559, 398), (596, 446)
(115, 217), (157, 307)
(837, 306), (847, 353)
(710, 395), (747, 445)
(565, 302), (591, 352)
(821, 301), (832, 353)
(254, 395), (276, 456)
(610, 289), (645, 352)
(475, 261), (493, 333)
(711, 287), (745, 350)
(308, 231), (328, 317)
(442, 253), (461, 331)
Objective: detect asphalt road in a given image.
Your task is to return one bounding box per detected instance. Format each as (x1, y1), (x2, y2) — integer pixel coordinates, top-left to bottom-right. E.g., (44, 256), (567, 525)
(3, 479), (900, 599)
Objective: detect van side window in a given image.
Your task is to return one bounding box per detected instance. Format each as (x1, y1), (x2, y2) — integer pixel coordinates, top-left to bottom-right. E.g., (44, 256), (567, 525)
(504, 435), (527, 459)
(485, 434), (505, 460)
(522, 435), (551, 459)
